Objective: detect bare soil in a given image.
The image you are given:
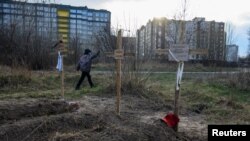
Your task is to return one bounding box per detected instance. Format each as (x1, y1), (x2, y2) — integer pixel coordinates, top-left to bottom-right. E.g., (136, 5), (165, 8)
(0, 93), (207, 141)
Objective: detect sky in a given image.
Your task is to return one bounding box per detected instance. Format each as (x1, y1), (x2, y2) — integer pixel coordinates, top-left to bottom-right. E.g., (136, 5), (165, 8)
(48, 0), (249, 57)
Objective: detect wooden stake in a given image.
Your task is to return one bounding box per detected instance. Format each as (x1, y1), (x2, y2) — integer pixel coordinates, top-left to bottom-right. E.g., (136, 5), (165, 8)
(116, 59), (121, 115)
(55, 36), (66, 100)
(104, 30), (134, 115)
(173, 62), (184, 132)
(173, 88), (180, 131)
(116, 30), (122, 115)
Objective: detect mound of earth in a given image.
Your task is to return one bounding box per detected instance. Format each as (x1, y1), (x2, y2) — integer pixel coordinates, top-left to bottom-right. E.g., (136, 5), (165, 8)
(0, 94), (206, 141)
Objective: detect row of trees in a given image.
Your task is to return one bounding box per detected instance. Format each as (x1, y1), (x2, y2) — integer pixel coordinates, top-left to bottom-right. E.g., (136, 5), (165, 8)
(0, 22), (54, 70)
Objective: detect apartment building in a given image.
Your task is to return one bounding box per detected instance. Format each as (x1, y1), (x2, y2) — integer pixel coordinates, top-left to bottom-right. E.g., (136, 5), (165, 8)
(0, 0), (111, 48)
(226, 44), (238, 62)
(136, 26), (146, 58)
(136, 17), (226, 61)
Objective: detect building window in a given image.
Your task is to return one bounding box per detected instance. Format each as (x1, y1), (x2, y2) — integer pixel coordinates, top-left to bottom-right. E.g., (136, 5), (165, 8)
(82, 10), (87, 15)
(52, 13), (57, 17)
(70, 14), (76, 18)
(52, 8), (56, 12)
(87, 12), (93, 16)
(70, 20), (76, 24)
(44, 7), (49, 12)
(11, 4), (16, 8)
(77, 10), (82, 14)
(3, 9), (10, 13)
(37, 6), (43, 10)
(88, 22), (92, 26)
(82, 26), (87, 30)
(82, 21), (87, 25)
(70, 9), (76, 13)
(44, 12), (50, 17)
(75, 14), (80, 19)
(3, 3), (9, 8)
(88, 31), (92, 35)
(17, 9), (22, 14)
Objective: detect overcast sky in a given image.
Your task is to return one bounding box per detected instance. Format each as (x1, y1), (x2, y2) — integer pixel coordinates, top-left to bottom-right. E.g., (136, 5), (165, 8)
(50, 0), (249, 57)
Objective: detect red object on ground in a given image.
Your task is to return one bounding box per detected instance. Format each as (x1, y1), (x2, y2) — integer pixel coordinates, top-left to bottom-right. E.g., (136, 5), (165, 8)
(161, 113), (180, 127)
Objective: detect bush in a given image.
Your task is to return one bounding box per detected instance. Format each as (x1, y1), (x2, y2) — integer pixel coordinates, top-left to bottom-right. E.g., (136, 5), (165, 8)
(228, 71), (250, 91)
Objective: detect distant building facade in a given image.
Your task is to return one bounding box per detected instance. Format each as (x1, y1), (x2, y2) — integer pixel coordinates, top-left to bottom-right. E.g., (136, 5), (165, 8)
(123, 37), (136, 53)
(226, 44), (238, 62)
(0, 0), (111, 48)
(136, 17), (226, 61)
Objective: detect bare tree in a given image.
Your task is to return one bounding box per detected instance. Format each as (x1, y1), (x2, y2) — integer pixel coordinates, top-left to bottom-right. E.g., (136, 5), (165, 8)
(248, 28), (250, 60)
(0, 0), (54, 70)
(225, 22), (237, 45)
(71, 35), (81, 66)
(164, 0), (189, 46)
(178, 0), (188, 44)
(94, 29), (116, 53)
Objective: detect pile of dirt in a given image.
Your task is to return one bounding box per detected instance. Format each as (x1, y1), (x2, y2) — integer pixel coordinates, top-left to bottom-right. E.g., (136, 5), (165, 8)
(0, 94), (206, 141)
(0, 111), (190, 141)
(0, 113), (102, 141)
(0, 99), (79, 124)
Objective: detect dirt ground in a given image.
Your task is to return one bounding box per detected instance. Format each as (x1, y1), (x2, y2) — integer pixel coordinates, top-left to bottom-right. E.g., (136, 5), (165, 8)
(0, 93), (207, 141)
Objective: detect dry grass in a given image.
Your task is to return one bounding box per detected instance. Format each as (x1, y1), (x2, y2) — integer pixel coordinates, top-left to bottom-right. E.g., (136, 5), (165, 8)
(227, 71), (250, 91)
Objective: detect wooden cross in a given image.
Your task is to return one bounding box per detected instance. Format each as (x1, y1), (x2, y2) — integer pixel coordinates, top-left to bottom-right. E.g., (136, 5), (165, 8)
(155, 45), (187, 132)
(53, 37), (70, 100)
(115, 30), (122, 115)
(105, 29), (135, 115)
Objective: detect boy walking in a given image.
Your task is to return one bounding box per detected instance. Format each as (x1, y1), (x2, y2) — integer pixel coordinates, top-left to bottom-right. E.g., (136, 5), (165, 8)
(75, 49), (100, 90)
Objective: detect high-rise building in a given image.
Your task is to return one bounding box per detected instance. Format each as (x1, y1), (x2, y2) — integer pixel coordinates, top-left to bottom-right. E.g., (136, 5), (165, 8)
(226, 44), (238, 62)
(0, 0), (111, 49)
(136, 17), (226, 61)
(136, 26), (146, 58)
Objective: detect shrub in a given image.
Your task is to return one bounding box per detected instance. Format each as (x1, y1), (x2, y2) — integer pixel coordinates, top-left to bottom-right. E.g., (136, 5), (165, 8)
(228, 71), (250, 91)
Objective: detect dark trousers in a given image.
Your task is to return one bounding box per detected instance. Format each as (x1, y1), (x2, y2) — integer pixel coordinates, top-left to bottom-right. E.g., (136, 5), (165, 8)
(75, 71), (93, 89)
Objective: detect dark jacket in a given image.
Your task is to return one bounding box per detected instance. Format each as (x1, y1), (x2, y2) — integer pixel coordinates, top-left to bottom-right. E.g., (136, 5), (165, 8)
(77, 51), (100, 72)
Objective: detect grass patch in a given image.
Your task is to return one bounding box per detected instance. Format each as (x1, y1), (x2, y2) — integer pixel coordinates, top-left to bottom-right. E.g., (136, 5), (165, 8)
(148, 73), (250, 123)
(0, 75), (32, 88)
(0, 68), (249, 124)
(94, 62), (239, 72)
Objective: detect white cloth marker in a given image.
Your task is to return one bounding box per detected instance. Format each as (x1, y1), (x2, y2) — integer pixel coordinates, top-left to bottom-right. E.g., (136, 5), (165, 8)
(56, 51), (63, 71)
